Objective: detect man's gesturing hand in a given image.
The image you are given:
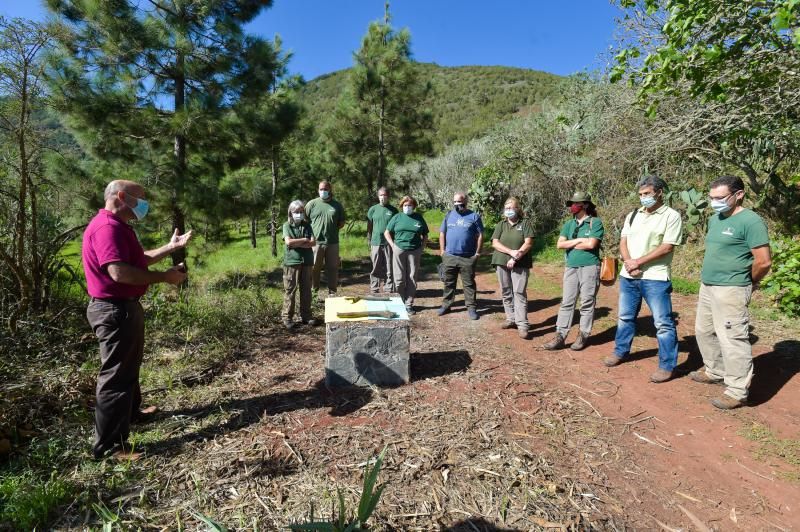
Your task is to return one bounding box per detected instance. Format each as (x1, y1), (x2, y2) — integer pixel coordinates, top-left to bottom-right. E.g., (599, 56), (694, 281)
(170, 229), (193, 250)
(164, 266), (188, 285)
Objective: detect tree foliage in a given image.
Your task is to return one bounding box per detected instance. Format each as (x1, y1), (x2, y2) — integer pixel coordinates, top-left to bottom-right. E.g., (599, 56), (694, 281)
(613, 0), (800, 226)
(46, 0), (285, 262)
(325, 6), (432, 206)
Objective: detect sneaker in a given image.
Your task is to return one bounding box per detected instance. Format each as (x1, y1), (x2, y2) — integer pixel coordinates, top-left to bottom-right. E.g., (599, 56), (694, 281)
(437, 306), (450, 316)
(542, 333), (566, 351)
(518, 328), (530, 339)
(283, 319), (297, 330)
(303, 318), (322, 327)
(328, 291), (337, 298)
(650, 368), (674, 383)
(406, 307), (415, 316)
(711, 394), (747, 410)
(689, 370), (724, 385)
(603, 355), (624, 367)
(500, 321), (516, 330)
(570, 332), (589, 351)
(468, 308), (479, 320)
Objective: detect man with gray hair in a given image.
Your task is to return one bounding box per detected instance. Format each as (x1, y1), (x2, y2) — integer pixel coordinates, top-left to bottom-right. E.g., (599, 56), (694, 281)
(603, 175), (683, 383)
(438, 191), (484, 320)
(82, 180), (191, 460)
(367, 187), (398, 293)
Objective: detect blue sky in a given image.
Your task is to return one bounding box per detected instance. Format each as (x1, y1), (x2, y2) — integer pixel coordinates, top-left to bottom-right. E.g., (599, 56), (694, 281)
(1, 1), (621, 80)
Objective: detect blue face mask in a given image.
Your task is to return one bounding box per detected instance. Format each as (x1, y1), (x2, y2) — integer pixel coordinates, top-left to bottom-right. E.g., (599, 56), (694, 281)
(640, 195), (657, 208)
(130, 196), (149, 220)
(504, 209), (517, 219)
(710, 199), (732, 214)
(319, 190), (330, 200)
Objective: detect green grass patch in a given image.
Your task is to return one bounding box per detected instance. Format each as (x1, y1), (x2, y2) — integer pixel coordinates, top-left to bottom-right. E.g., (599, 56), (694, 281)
(739, 422), (800, 467)
(671, 277), (700, 295)
(0, 471), (74, 530)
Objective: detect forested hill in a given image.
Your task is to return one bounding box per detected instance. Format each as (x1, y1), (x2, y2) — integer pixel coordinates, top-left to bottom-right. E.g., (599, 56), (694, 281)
(301, 63), (564, 150)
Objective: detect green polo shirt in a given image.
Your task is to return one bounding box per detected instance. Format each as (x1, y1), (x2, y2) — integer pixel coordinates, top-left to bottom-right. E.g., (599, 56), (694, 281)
(282, 222), (313, 266)
(491, 218), (535, 268)
(559, 216), (604, 267)
(620, 204), (683, 281)
(367, 203), (398, 246)
(386, 212), (428, 251)
(701, 209), (769, 286)
(305, 197), (345, 245)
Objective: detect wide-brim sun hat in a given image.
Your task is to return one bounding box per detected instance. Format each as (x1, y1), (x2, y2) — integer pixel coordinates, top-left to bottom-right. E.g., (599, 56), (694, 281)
(566, 191), (595, 208)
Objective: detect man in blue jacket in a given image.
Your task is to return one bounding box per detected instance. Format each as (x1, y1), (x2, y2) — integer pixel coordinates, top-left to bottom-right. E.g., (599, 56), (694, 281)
(438, 192), (484, 320)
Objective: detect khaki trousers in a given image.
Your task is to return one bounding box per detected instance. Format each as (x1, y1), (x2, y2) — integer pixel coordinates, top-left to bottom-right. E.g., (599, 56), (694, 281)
(695, 283), (754, 401)
(312, 243), (340, 293)
(282, 265), (312, 321)
(392, 246), (422, 308)
(496, 265), (529, 330)
(370, 244), (394, 293)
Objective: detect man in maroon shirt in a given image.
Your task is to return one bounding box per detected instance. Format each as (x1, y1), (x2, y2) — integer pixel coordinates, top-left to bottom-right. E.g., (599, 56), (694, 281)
(82, 180), (191, 460)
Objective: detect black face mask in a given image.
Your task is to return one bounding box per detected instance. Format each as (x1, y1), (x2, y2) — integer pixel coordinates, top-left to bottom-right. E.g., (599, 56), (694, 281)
(454, 203), (466, 212)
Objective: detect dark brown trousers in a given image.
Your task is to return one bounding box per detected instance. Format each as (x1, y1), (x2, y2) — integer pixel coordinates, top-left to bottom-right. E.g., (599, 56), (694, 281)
(86, 299), (144, 458)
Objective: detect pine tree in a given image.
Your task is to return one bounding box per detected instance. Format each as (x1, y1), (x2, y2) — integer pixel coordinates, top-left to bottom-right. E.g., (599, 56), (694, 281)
(46, 0), (284, 263)
(327, 2), (432, 203)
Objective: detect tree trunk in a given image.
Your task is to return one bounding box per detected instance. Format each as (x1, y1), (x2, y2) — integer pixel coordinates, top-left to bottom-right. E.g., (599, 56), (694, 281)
(377, 81), (385, 193)
(11, 62), (31, 331)
(172, 51), (187, 266)
(270, 145), (279, 258)
(250, 217), (257, 248)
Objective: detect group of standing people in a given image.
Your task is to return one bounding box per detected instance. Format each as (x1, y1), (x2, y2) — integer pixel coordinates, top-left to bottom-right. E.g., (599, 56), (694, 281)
(81, 172), (770, 459)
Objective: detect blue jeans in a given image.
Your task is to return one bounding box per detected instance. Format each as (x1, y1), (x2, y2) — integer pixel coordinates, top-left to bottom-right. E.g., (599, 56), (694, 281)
(613, 277), (678, 370)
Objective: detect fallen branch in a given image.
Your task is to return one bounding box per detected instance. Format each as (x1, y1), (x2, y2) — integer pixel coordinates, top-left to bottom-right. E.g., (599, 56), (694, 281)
(632, 431), (675, 453)
(735, 458), (774, 481)
(677, 504), (711, 532)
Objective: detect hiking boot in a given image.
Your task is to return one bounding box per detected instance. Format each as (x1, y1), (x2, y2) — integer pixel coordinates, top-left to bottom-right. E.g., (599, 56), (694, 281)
(303, 318), (322, 327)
(500, 321), (516, 329)
(603, 355), (624, 367)
(542, 333), (566, 350)
(689, 370), (724, 385)
(650, 368), (674, 383)
(570, 332), (589, 351)
(437, 306), (450, 316)
(518, 328), (530, 339)
(468, 308), (479, 320)
(283, 319), (296, 331)
(711, 394), (747, 410)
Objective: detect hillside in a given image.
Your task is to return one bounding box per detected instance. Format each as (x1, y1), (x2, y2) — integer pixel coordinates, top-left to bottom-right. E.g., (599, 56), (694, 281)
(301, 63), (565, 150)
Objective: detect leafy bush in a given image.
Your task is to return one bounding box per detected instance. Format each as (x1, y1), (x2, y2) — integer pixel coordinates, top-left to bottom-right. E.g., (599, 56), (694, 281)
(762, 237), (800, 316)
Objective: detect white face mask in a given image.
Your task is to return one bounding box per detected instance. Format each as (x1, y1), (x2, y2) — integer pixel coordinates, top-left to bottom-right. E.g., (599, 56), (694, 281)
(504, 209), (516, 219)
(403, 205), (414, 215)
(319, 190), (330, 200)
(379, 195), (388, 205)
(292, 212), (304, 222)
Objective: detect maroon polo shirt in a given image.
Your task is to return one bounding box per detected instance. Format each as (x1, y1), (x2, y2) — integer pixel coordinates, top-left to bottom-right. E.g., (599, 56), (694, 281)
(82, 209), (148, 299)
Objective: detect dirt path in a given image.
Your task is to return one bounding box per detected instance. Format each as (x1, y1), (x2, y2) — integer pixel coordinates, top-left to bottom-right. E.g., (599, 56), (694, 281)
(437, 263), (800, 531)
(110, 260), (799, 531)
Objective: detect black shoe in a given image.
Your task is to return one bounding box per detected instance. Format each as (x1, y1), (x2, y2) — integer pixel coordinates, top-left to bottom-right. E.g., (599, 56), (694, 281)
(283, 319), (297, 330)
(303, 318), (322, 327)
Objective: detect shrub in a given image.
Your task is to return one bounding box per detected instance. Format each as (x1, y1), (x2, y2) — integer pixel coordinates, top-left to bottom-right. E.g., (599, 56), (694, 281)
(762, 237), (800, 316)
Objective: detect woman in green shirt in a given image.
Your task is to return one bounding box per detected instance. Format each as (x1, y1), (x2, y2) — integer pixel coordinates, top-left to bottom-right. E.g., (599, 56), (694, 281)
(282, 200), (319, 330)
(542, 191), (604, 351)
(384, 195), (429, 315)
(491, 197), (535, 338)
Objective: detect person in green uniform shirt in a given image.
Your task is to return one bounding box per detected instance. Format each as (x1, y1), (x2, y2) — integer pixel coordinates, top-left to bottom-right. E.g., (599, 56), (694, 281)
(305, 180), (346, 296)
(692, 175), (771, 410)
(491, 197), (535, 338)
(542, 191), (604, 351)
(367, 187), (398, 294)
(282, 200), (320, 330)
(384, 195), (429, 314)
